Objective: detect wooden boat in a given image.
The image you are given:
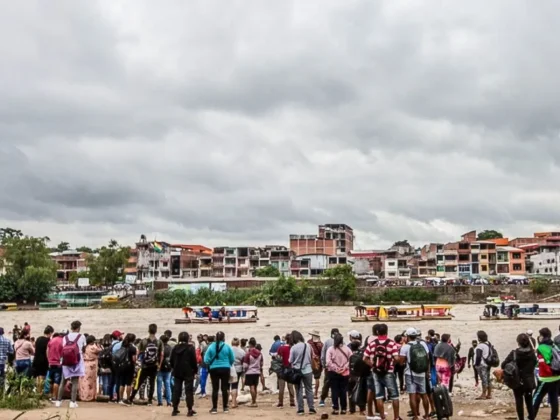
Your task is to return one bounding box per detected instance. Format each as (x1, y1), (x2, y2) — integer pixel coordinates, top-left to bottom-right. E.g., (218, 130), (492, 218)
(480, 303), (518, 321)
(486, 295), (519, 305)
(175, 306), (259, 324)
(378, 305), (423, 322)
(0, 303), (17, 311)
(421, 304), (453, 320)
(351, 305), (380, 322)
(101, 295), (120, 303)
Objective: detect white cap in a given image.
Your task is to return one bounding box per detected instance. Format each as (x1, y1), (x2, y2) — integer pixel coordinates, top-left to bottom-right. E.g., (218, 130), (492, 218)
(527, 329), (533, 335)
(405, 327), (418, 336)
(348, 330), (361, 338)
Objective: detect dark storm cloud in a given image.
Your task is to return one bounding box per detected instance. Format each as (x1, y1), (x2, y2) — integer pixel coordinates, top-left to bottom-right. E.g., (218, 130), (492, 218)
(1, 0), (560, 248)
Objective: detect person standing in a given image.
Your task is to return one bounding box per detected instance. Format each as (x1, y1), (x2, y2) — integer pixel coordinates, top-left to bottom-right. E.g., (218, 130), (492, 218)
(307, 331), (324, 400)
(290, 330), (316, 416)
(533, 327), (560, 419)
(276, 333), (295, 408)
(326, 333), (352, 415)
(14, 330), (34, 376)
(394, 334), (405, 392)
(319, 328), (339, 407)
(433, 334), (456, 389)
(467, 340), (479, 387)
(157, 334), (173, 407)
(243, 337), (263, 408)
(55, 320), (86, 408)
(501, 333), (537, 420)
(32, 325), (53, 391)
(115, 333), (137, 404)
(399, 328), (430, 420)
(79, 335), (101, 401)
(98, 334), (114, 397)
(474, 330), (492, 400)
(170, 332), (198, 417)
(128, 323), (163, 405)
(230, 338), (245, 408)
(195, 334), (209, 398)
(0, 327), (14, 397)
(269, 335), (283, 355)
(107, 330), (123, 402)
(204, 331), (235, 414)
(47, 332), (64, 401)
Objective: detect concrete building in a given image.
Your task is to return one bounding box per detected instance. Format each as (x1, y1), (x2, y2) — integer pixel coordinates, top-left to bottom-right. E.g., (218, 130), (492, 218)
(50, 250), (88, 282)
(383, 250), (411, 281)
(290, 224), (353, 256)
(211, 247), (253, 278)
(496, 246), (526, 275)
(318, 224), (354, 254)
(290, 253), (348, 277)
(529, 244), (560, 275)
(348, 250), (385, 276)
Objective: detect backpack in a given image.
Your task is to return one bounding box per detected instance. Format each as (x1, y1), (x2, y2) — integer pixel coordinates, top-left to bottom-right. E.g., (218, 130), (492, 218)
(409, 341), (429, 374)
(160, 344), (172, 371)
(61, 334), (82, 367)
(112, 346), (131, 371)
(99, 345), (114, 369)
(350, 349), (371, 377)
(270, 356), (283, 375)
(196, 348), (202, 365)
(550, 346), (560, 374)
(484, 342), (500, 368)
(143, 339), (159, 366)
(372, 339), (392, 375)
(503, 351), (521, 389)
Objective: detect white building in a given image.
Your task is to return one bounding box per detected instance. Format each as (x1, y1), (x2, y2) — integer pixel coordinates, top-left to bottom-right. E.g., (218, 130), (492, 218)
(530, 247), (560, 275)
(384, 258), (411, 280)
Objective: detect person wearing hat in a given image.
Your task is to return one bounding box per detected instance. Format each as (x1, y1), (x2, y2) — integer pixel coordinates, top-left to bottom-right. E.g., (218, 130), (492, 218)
(0, 327), (14, 397)
(399, 327), (430, 420)
(319, 328), (339, 407)
(307, 331), (324, 400)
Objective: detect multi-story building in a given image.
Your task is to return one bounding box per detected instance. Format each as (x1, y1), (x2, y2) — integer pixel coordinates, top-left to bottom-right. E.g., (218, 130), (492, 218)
(528, 244), (560, 275)
(348, 250), (385, 276)
(290, 224), (353, 256)
(383, 250), (411, 281)
(418, 244), (438, 277)
(211, 247), (253, 278)
(478, 241), (497, 275)
(496, 246), (526, 275)
(50, 250), (88, 282)
(290, 254), (347, 277)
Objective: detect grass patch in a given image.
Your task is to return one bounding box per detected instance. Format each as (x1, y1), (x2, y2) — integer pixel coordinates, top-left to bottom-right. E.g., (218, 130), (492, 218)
(0, 371), (44, 410)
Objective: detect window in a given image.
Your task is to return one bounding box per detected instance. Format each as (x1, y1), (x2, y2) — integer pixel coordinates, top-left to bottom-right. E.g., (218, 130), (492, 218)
(481, 265), (488, 271)
(388, 262), (395, 266)
(545, 268), (549, 273)
(513, 264), (522, 271)
(480, 254), (487, 260)
(388, 271), (396, 277)
(513, 253), (521, 260)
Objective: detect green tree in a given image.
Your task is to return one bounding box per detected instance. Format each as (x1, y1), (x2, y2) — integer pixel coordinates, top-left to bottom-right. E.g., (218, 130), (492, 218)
(0, 235), (57, 302)
(76, 246), (94, 253)
(392, 240), (412, 248)
(477, 230), (503, 240)
(56, 241), (70, 252)
(86, 240), (130, 286)
(322, 264), (356, 301)
(0, 227), (23, 241)
(255, 265), (281, 277)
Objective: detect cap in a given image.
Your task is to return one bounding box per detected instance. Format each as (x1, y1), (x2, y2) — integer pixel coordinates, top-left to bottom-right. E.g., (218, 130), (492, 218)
(405, 327), (418, 337)
(348, 330), (361, 339)
(309, 330), (321, 337)
(111, 330), (123, 339)
(527, 329), (533, 335)
(61, 329), (69, 335)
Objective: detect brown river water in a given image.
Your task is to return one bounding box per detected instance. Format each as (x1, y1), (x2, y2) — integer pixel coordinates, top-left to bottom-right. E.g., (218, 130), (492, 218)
(2, 305), (558, 359)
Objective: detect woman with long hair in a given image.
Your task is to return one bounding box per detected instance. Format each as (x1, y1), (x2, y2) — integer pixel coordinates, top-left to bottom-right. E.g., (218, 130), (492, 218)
(99, 334), (113, 397)
(289, 330), (316, 415)
(79, 335), (102, 401)
(326, 333), (352, 415)
(171, 331), (198, 417)
(14, 330), (34, 376)
(203, 331), (235, 414)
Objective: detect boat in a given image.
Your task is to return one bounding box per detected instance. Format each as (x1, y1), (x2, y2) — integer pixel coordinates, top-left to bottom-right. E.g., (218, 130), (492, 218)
(39, 302), (66, 311)
(421, 304), (454, 320)
(351, 305), (380, 322)
(378, 305), (423, 322)
(515, 303), (560, 320)
(486, 295), (519, 305)
(175, 306), (259, 324)
(0, 303), (17, 311)
(101, 295), (120, 304)
(480, 303), (523, 321)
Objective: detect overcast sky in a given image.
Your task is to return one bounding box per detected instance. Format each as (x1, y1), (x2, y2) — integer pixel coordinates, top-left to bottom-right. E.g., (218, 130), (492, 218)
(1, 1), (560, 250)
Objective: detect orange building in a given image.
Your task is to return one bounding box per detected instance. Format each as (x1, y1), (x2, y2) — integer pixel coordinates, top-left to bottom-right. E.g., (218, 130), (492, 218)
(497, 246), (526, 275)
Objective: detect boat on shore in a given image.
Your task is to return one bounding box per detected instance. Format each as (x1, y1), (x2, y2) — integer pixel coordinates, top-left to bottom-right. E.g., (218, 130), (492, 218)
(421, 304), (454, 320)
(0, 303), (17, 311)
(175, 306), (259, 324)
(351, 305), (380, 322)
(378, 305), (423, 322)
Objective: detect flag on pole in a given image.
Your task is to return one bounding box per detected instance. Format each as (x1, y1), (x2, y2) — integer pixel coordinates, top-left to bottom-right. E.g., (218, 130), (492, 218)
(152, 241), (163, 253)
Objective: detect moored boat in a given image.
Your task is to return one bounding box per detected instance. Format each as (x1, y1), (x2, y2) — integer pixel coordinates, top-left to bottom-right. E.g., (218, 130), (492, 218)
(0, 303), (17, 311)
(351, 305), (380, 322)
(175, 305), (259, 324)
(516, 303), (560, 320)
(39, 302), (66, 311)
(486, 295), (519, 305)
(378, 305), (423, 322)
(421, 304), (453, 320)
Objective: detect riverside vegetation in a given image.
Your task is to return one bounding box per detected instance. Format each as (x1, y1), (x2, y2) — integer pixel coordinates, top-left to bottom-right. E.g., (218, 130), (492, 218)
(155, 265), (439, 308)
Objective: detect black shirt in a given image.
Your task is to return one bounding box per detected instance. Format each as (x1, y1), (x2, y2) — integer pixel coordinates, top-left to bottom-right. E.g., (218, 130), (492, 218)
(32, 336), (50, 369)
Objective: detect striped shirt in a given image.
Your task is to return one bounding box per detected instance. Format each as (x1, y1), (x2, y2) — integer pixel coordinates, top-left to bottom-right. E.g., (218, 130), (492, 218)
(363, 336), (399, 373)
(0, 335), (14, 364)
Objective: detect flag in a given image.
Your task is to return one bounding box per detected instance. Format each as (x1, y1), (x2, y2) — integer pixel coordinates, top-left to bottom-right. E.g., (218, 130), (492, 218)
(152, 241), (163, 253)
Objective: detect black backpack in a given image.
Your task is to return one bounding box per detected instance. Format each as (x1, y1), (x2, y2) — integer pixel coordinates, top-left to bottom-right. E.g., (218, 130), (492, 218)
(143, 339), (159, 366)
(485, 342), (500, 368)
(503, 351), (521, 390)
(350, 349), (371, 377)
(112, 346), (131, 371)
(99, 345), (114, 369)
(160, 344), (172, 371)
(409, 341), (429, 374)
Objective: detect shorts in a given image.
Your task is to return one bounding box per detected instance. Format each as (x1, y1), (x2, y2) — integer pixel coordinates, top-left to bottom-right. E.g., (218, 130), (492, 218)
(230, 372), (242, 390)
(313, 369), (322, 380)
(118, 369), (134, 387)
(476, 365), (491, 388)
(48, 366), (62, 385)
(373, 372), (399, 400)
(405, 374), (427, 395)
(32, 363), (49, 378)
(367, 372), (376, 392)
(245, 374), (260, 387)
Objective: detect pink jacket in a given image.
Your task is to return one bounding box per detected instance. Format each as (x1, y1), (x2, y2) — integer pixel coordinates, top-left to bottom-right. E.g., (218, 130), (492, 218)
(326, 345), (352, 376)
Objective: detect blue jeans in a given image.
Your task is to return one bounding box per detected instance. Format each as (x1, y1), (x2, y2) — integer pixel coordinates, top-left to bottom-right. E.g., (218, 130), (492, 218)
(15, 359), (31, 376)
(157, 371), (172, 404)
(100, 374), (112, 396)
(0, 364), (5, 396)
(200, 367), (208, 395)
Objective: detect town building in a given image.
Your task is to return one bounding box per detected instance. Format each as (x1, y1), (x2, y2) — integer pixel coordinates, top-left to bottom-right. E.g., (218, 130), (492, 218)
(290, 254), (348, 277)
(50, 250), (88, 282)
(497, 246), (526, 275)
(290, 224), (353, 256)
(527, 244), (560, 275)
(348, 250), (385, 276)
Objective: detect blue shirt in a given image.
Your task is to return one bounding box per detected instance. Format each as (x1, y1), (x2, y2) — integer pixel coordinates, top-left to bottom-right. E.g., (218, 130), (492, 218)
(204, 342), (234, 370)
(269, 340), (282, 355)
(112, 340), (122, 354)
(0, 335), (14, 364)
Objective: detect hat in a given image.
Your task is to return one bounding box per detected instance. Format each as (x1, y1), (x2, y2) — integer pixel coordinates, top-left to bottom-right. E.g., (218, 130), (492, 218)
(61, 329), (69, 335)
(405, 327), (418, 337)
(348, 330), (361, 339)
(527, 329), (533, 336)
(309, 330), (321, 337)
(111, 330), (123, 339)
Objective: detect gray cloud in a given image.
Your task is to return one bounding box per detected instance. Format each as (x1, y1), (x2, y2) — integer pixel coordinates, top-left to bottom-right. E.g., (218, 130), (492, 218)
(1, 0), (560, 250)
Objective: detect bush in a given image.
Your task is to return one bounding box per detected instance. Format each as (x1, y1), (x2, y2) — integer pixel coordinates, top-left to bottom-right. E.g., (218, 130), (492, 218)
(530, 278), (550, 295)
(0, 371), (43, 410)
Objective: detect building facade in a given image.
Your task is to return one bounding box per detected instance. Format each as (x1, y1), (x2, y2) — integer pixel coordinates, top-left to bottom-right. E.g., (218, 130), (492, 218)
(290, 223), (353, 256)
(51, 250), (88, 282)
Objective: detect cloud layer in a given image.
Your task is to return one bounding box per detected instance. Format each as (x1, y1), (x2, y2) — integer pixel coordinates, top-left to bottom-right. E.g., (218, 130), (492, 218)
(1, 0), (560, 249)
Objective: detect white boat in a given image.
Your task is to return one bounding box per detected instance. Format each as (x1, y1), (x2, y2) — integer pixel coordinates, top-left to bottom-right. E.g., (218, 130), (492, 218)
(516, 303), (560, 320)
(175, 305), (259, 324)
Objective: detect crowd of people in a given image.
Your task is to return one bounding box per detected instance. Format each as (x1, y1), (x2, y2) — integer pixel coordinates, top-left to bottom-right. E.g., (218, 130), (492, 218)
(0, 320), (560, 420)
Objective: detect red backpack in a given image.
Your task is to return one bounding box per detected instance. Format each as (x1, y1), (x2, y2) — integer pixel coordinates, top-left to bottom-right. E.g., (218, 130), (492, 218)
(61, 334), (82, 366)
(372, 339), (392, 375)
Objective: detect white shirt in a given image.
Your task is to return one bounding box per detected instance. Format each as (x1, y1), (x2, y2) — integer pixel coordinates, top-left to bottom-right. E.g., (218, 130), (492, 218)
(400, 339), (430, 377)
